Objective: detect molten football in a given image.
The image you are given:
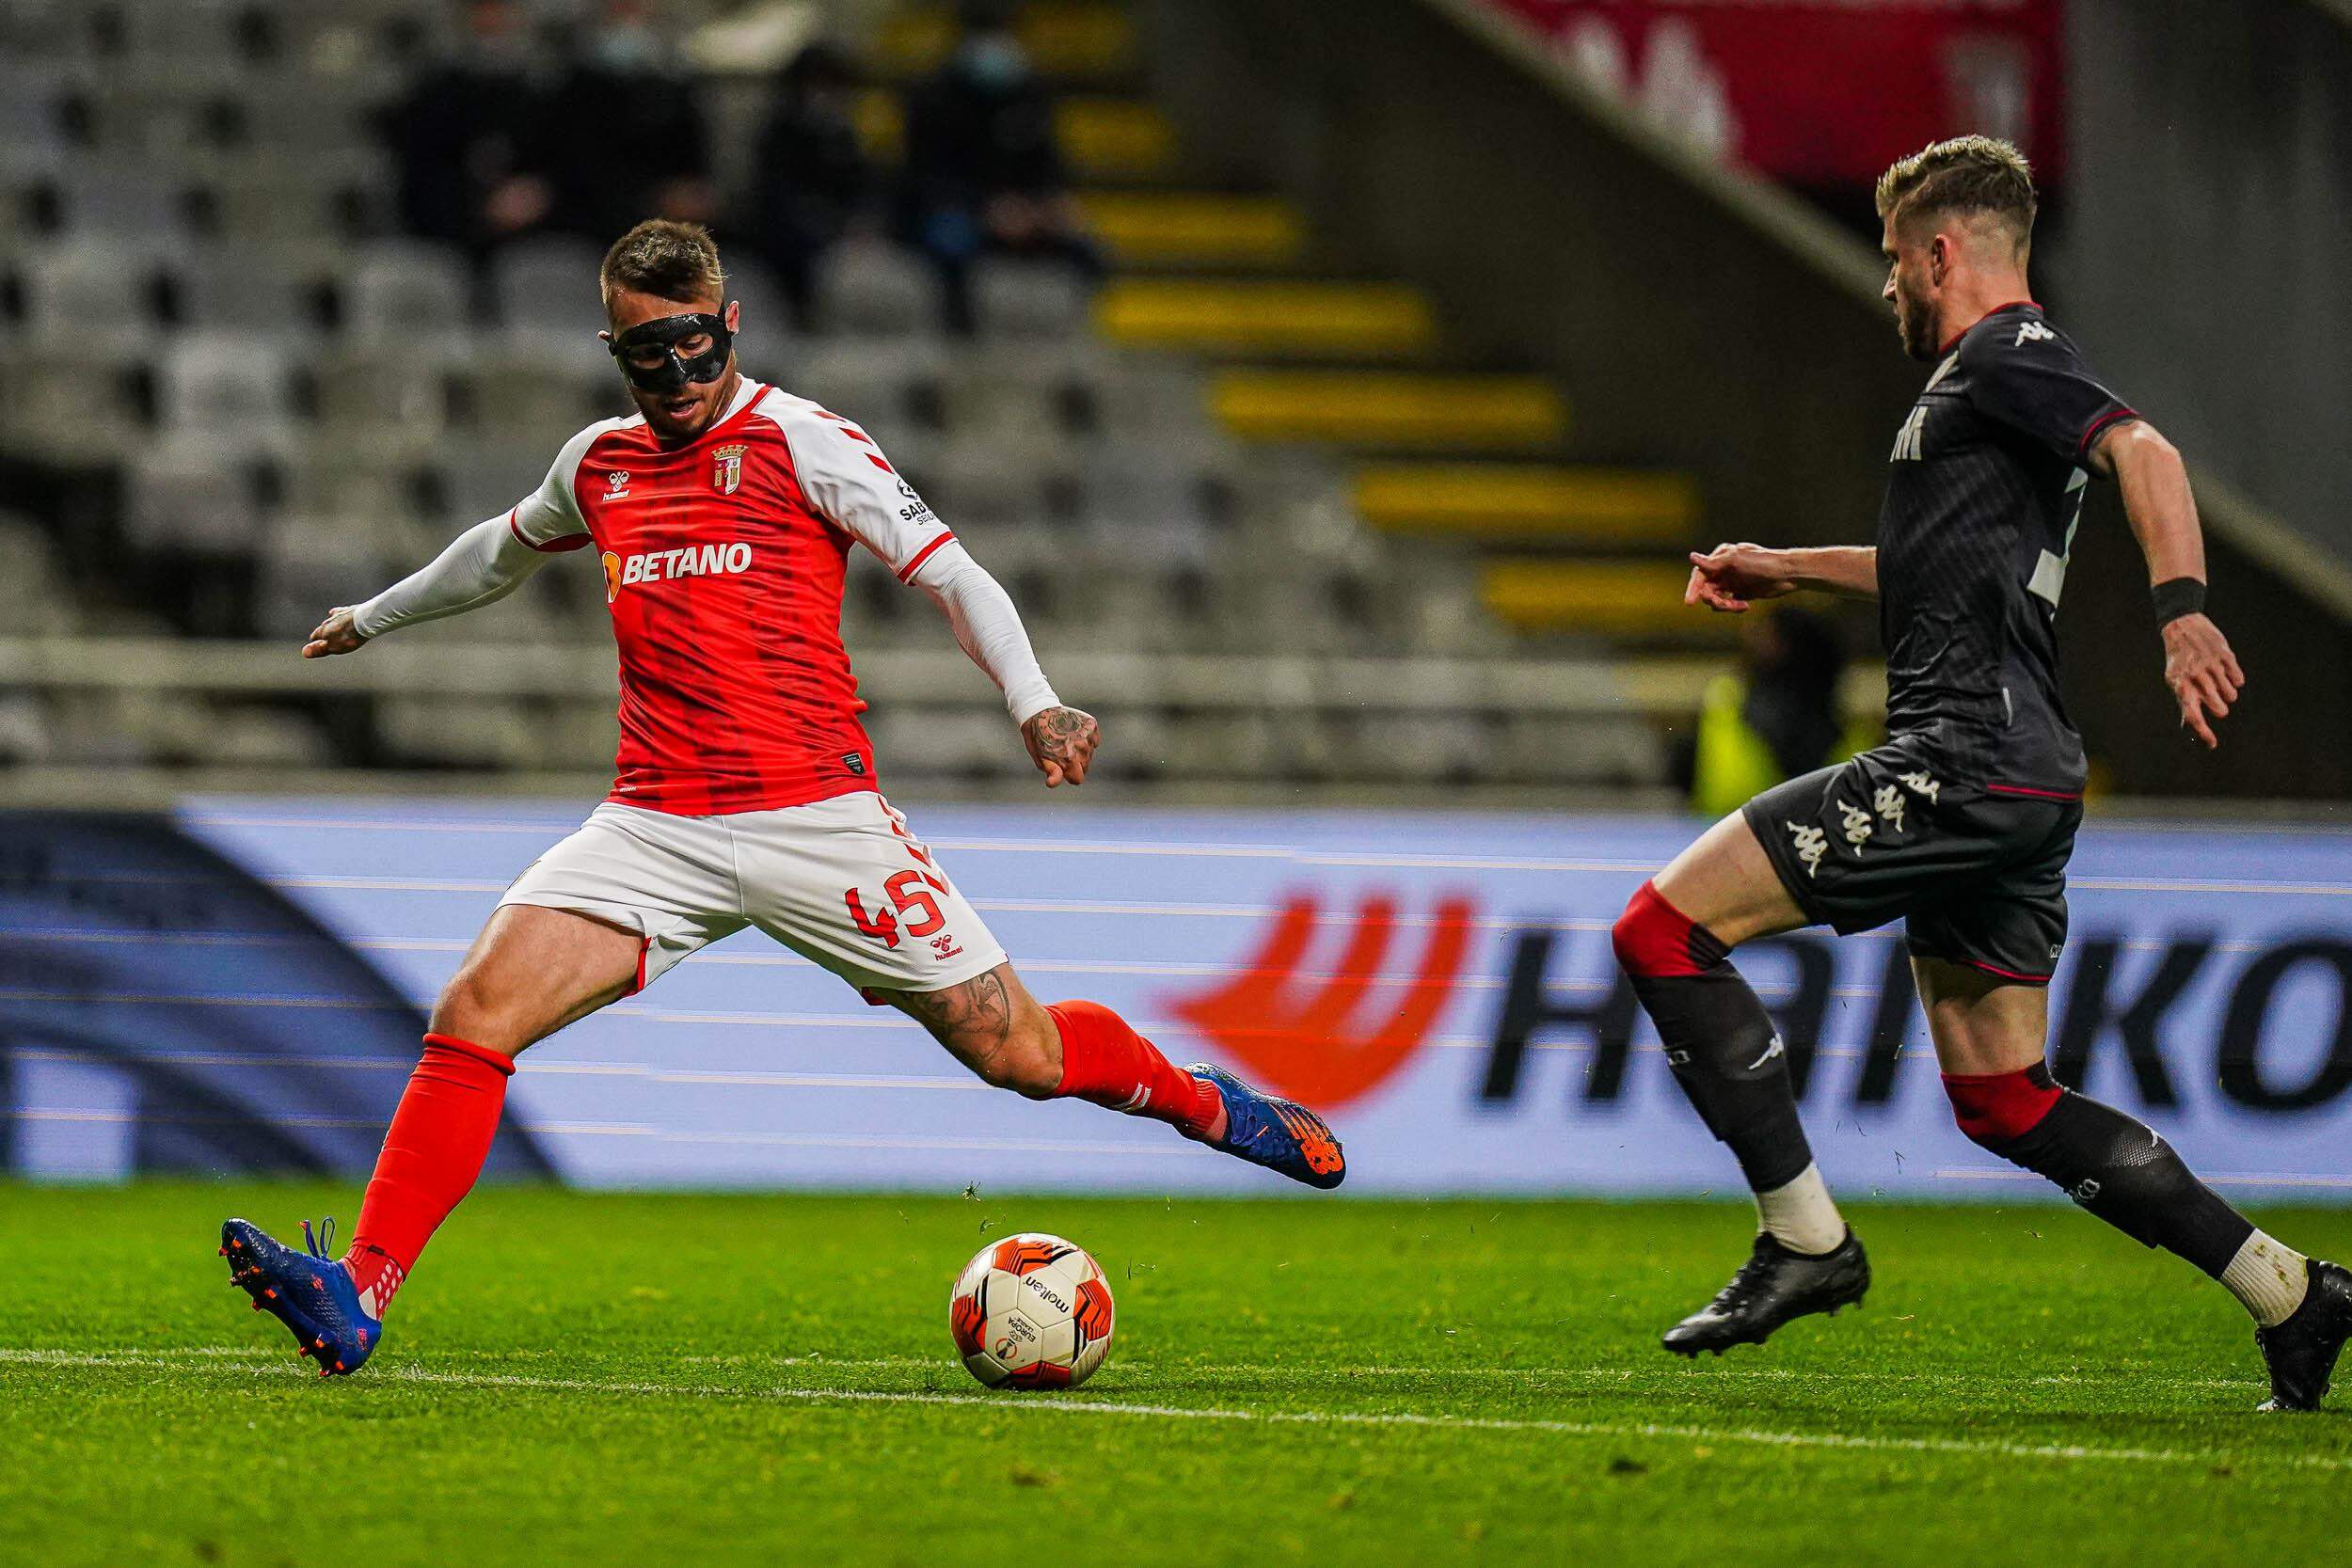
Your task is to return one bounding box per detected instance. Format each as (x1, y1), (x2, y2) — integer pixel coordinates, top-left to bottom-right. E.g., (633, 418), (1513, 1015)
(948, 1232), (1116, 1389)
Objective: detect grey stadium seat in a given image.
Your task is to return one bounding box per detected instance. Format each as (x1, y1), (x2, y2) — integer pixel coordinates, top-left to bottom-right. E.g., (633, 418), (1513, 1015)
(174, 244), (335, 340)
(42, 160), (193, 241)
(159, 331), (298, 446)
(22, 241), (166, 341)
(343, 241), (473, 346)
(277, 445), (421, 525)
(786, 337), (945, 432)
(309, 347), (457, 448)
(490, 236), (608, 335)
(813, 238), (935, 338)
(970, 259), (1092, 341)
(123, 441), (265, 555)
(428, 439), (561, 523)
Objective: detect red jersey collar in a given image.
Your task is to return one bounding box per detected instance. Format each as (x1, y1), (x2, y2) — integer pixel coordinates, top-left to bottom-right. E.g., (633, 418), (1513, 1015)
(1940, 300), (2042, 357)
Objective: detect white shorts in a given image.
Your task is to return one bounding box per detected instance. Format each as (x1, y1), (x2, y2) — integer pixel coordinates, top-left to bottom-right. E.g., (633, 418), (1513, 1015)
(500, 792), (1008, 995)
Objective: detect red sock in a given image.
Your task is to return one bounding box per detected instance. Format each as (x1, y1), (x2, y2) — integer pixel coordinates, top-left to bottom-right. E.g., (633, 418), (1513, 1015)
(1046, 1001), (1223, 1139)
(344, 1033), (515, 1315)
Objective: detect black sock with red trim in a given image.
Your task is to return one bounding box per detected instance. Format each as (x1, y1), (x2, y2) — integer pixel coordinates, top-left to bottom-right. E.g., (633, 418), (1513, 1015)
(1946, 1064), (2253, 1275)
(1613, 880), (1814, 1192)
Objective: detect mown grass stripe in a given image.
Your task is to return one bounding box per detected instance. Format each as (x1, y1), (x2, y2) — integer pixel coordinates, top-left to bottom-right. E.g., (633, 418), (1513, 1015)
(6, 1349), (2342, 1474)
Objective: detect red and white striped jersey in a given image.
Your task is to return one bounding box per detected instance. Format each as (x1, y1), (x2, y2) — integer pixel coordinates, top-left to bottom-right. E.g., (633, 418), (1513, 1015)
(510, 376), (958, 816)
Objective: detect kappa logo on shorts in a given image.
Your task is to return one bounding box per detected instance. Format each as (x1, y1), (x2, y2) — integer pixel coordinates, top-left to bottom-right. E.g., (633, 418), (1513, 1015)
(1784, 821), (1828, 878)
(1872, 784), (1907, 833)
(1836, 800), (1874, 851)
(1898, 768), (1941, 805)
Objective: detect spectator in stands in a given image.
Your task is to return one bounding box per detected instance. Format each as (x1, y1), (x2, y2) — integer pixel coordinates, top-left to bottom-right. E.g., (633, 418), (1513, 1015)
(533, 0), (717, 244)
(741, 42), (874, 330)
(899, 0), (1102, 334)
(1677, 607), (1872, 819)
(378, 0), (553, 257)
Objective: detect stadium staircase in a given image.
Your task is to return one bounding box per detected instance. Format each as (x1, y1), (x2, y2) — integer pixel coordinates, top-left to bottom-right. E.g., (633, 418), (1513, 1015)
(865, 0), (1721, 651)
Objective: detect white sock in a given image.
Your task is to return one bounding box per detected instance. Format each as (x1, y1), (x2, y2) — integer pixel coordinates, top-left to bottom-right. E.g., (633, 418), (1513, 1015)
(1755, 1163), (1846, 1256)
(2220, 1230), (2310, 1328)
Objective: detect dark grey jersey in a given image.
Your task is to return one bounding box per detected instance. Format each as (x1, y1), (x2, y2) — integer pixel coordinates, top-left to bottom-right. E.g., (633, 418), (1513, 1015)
(1874, 302), (2137, 795)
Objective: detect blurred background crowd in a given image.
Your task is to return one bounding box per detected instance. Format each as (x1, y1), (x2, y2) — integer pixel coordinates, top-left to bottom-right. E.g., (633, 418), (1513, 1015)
(1, 0), (2345, 808)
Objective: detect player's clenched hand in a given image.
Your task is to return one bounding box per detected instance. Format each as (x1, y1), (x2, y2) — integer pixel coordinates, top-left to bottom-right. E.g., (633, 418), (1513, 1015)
(1023, 705), (1099, 787)
(301, 607), (368, 658)
(2161, 612), (2244, 750)
(1684, 544), (1794, 613)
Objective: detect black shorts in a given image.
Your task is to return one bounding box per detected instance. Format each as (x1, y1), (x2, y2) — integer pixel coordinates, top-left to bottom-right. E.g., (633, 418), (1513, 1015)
(1741, 741), (2081, 985)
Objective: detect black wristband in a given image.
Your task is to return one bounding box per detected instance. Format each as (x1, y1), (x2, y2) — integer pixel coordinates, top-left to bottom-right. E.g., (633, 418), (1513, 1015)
(2152, 578), (2206, 626)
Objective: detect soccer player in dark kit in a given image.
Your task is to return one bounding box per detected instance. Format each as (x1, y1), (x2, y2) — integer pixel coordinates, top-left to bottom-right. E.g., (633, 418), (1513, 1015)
(1617, 136), (2351, 1409)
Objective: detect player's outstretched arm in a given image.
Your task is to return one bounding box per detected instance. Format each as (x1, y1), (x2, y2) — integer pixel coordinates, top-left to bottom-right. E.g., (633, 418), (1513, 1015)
(779, 400), (1099, 786)
(1684, 543), (1878, 612)
(909, 540), (1099, 787)
(304, 515), (553, 657)
(2091, 420), (2243, 749)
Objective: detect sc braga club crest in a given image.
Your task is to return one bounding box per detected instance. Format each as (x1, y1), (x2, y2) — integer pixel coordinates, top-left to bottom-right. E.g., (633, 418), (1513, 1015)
(711, 443), (748, 497)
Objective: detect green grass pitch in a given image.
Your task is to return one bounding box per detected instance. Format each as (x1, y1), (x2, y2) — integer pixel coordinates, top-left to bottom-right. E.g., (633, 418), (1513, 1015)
(4, 1182), (2349, 1566)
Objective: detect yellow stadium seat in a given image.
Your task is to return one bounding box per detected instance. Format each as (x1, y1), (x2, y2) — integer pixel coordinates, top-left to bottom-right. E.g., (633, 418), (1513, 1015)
(1076, 193), (1308, 267)
(1212, 372), (1567, 448)
(1355, 465), (1698, 544)
(1096, 279), (1435, 356)
(1481, 559), (1733, 639)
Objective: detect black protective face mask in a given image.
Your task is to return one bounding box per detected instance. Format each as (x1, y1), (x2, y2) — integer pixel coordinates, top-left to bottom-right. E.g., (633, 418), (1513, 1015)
(609, 309), (734, 394)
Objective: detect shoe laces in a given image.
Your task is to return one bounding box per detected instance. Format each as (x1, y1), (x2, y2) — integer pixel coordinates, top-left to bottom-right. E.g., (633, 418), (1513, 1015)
(1708, 1236), (1781, 1312)
(300, 1216), (338, 1261)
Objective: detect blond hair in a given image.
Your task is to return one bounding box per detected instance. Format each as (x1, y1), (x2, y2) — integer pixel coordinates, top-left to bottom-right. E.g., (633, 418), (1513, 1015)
(599, 219), (727, 308)
(1874, 135), (2037, 257)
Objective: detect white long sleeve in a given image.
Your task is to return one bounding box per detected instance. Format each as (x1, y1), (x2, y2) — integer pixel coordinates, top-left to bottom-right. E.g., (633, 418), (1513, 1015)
(909, 540), (1060, 724)
(350, 515), (549, 639)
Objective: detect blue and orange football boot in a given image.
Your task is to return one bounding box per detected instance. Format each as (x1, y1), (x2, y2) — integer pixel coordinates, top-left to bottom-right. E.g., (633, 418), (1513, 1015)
(1184, 1063), (1346, 1189)
(220, 1216), (381, 1377)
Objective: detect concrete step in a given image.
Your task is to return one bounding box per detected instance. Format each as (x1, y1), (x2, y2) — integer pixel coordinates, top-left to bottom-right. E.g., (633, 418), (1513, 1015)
(1355, 464), (1698, 545)
(855, 93), (1178, 182)
(1097, 278), (1436, 357)
(1077, 192), (1309, 268)
(872, 1), (1137, 83)
(1212, 371), (1567, 449)
(1480, 559), (1733, 640)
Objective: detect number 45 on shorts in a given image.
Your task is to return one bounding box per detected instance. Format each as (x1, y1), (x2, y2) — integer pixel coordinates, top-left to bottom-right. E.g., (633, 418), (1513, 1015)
(845, 868), (953, 951)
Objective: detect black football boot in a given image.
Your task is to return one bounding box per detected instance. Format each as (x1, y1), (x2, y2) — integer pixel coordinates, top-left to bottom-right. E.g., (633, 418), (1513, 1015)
(1662, 1229), (1870, 1357)
(2255, 1259), (2352, 1412)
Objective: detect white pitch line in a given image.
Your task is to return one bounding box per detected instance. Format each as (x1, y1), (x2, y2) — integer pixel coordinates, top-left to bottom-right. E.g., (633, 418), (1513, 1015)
(0, 1346), (2274, 1391)
(4, 1350), (2344, 1474)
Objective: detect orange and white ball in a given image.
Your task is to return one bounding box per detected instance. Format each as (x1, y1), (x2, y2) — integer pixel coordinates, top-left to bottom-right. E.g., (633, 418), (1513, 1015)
(949, 1232), (1116, 1389)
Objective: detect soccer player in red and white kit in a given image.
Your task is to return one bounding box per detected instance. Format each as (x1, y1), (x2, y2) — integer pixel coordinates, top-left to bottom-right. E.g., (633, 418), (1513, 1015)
(220, 221), (1344, 1376)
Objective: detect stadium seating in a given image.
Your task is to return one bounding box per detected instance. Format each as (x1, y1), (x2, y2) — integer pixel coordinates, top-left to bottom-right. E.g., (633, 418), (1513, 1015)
(0, 0), (1734, 793)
